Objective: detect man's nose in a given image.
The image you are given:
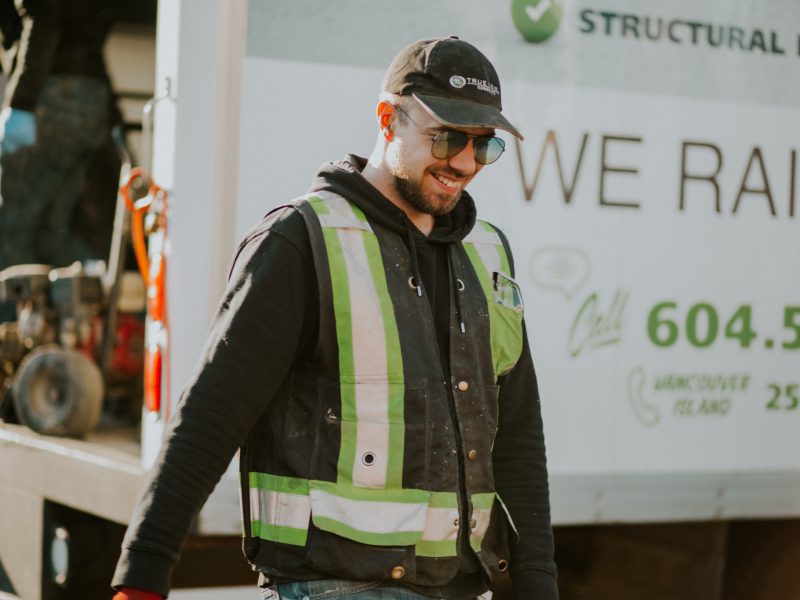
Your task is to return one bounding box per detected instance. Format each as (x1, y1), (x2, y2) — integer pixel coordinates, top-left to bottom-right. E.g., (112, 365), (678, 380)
(447, 139), (478, 175)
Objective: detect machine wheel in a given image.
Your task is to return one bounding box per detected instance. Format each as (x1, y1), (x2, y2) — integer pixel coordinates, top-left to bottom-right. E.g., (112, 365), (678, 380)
(12, 345), (104, 437)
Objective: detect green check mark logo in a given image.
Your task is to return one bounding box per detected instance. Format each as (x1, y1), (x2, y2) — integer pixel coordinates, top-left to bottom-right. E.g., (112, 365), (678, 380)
(512, 0), (563, 43)
(525, 0), (551, 22)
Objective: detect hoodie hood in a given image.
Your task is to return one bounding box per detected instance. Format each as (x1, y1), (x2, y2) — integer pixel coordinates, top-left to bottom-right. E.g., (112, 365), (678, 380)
(307, 154), (477, 244)
(307, 155), (478, 332)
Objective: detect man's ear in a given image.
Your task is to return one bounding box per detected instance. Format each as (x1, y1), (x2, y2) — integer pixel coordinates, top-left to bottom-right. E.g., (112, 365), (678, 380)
(376, 100), (396, 141)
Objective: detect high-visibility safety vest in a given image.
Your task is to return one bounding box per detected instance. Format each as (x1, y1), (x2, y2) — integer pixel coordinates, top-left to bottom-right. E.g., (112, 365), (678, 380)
(240, 191), (525, 586)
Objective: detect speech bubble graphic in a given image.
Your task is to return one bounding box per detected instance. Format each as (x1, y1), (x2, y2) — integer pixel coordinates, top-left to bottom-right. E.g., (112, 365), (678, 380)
(528, 246), (591, 300)
(511, 0), (564, 44)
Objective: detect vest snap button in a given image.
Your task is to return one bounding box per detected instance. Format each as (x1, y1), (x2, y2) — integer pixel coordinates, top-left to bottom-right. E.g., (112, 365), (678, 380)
(470, 518), (477, 529)
(457, 380), (469, 392)
(468, 449), (478, 461)
(391, 565), (405, 579)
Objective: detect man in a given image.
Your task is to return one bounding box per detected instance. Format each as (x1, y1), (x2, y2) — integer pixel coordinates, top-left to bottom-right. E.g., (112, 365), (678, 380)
(112, 37), (557, 600)
(0, 0), (115, 272)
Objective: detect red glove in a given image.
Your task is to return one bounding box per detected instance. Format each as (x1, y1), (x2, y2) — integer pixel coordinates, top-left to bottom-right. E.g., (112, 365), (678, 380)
(112, 587), (164, 600)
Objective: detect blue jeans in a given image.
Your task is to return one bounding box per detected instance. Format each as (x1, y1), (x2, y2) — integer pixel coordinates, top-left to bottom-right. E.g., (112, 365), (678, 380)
(262, 579), (450, 599)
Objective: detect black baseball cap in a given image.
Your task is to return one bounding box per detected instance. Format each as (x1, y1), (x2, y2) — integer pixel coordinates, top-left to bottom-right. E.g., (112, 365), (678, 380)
(382, 36), (523, 140)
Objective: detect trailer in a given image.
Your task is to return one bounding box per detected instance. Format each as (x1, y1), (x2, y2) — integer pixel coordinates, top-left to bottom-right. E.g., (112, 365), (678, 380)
(3, 1), (800, 598)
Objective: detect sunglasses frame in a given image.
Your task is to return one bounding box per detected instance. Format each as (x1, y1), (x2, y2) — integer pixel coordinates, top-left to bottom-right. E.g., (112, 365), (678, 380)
(393, 104), (506, 165)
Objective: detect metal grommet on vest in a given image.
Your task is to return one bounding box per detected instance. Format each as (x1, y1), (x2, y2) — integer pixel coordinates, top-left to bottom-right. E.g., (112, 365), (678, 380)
(498, 559), (510, 572)
(456, 380), (469, 392)
(456, 278), (465, 291)
(361, 451), (377, 466)
(407, 276), (422, 297)
(391, 565), (406, 579)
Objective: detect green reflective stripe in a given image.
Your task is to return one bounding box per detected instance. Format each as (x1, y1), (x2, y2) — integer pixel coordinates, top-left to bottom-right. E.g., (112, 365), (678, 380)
(469, 492), (496, 552)
(429, 491), (459, 508)
(247, 473), (311, 546)
(308, 195), (329, 215)
(251, 521), (308, 546)
(494, 246), (511, 278)
(311, 194), (405, 490)
(339, 222), (389, 488)
(247, 473), (463, 554)
(360, 227), (404, 488)
(310, 197), (357, 484)
(416, 502), (460, 557)
(309, 479), (429, 503)
(309, 481), (429, 546)
(351, 203), (368, 223)
(464, 243), (493, 300)
(249, 472), (309, 494)
(312, 516), (422, 546)
(464, 222), (523, 378)
(322, 226), (358, 483)
(464, 243), (501, 377)
(416, 539), (458, 557)
(471, 492), (495, 510)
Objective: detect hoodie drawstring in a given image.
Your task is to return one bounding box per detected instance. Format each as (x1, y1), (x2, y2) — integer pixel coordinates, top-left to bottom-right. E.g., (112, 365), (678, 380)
(403, 217), (424, 297)
(448, 245), (466, 334)
(402, 215), (466, 334)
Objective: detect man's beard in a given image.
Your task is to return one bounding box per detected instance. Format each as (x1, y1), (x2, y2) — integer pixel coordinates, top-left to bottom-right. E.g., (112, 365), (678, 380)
(392, 171), (462, 217)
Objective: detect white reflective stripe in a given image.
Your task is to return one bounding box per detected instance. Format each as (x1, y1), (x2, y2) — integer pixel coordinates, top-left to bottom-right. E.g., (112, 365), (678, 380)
(250, 488), (311, 530)
(352, 420), (390, 488)
(470, 238), (502, 276)
(497, 494), (519, 539)
(310, 488), (428, 534)
(335, 217), (391, 488)
(463, 224), (501, 245)
(421, 507), (460, 542)
(471, 507), (493, 541)
(317, 192), (372, 230)
(336, 229), (387, 376)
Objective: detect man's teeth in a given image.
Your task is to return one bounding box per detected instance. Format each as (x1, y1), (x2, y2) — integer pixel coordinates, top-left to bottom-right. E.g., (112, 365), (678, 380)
(435, 174), (458, 187)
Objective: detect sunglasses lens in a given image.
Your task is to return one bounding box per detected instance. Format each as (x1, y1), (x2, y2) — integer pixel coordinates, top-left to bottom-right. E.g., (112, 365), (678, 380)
(431, 131), (467, 159)
(474, 137), (505, 165)
(431, 132), (505, 165)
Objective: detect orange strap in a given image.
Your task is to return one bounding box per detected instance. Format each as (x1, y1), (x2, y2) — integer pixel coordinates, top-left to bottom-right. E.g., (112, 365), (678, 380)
(119, 167), (165, 287)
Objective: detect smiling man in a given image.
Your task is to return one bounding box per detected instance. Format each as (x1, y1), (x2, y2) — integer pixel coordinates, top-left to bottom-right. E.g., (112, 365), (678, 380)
(112, 37), (557, 600)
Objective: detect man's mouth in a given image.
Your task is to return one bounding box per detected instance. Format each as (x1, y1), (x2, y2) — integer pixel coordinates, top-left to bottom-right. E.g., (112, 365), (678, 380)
(432, 172), (463, 192)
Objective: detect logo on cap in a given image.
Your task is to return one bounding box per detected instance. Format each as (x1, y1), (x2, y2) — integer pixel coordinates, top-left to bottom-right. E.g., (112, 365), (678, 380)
(449, 75), (467, 89)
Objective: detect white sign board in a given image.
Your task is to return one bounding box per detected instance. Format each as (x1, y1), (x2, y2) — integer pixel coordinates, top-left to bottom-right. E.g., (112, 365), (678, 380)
(232, 0), (800, 520)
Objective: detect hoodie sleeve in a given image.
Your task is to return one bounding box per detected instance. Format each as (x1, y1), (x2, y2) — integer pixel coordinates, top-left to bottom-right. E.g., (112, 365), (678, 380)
(112, 207), (318, 596)
(483, 222), (558, 595)
(492, 324), (559, 598)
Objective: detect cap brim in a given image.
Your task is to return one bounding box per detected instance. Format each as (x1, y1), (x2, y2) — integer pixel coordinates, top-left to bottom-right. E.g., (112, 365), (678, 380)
(413, 93), (524, 140)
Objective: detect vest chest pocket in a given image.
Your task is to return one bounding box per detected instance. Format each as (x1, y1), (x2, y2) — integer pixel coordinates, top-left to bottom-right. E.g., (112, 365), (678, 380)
(489, 272), (524, 377)
(308, 481), (431, 546)
(306, 482), (462, 562)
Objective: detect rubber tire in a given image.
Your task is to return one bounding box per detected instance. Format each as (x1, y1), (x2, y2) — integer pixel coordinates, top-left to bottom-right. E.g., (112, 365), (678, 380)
(12, 345), (104, 437)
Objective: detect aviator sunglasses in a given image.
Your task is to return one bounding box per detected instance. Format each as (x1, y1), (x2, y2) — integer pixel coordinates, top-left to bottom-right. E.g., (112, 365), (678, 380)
(393, 104), (506, 165)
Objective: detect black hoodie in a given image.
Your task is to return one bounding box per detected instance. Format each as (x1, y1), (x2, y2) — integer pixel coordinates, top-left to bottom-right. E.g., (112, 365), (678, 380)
(112, 156), (557, 599)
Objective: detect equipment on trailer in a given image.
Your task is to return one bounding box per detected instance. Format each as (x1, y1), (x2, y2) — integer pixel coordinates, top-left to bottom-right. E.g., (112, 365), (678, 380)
(0, 262), (144, 436)
(0, 130), (146, 437)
